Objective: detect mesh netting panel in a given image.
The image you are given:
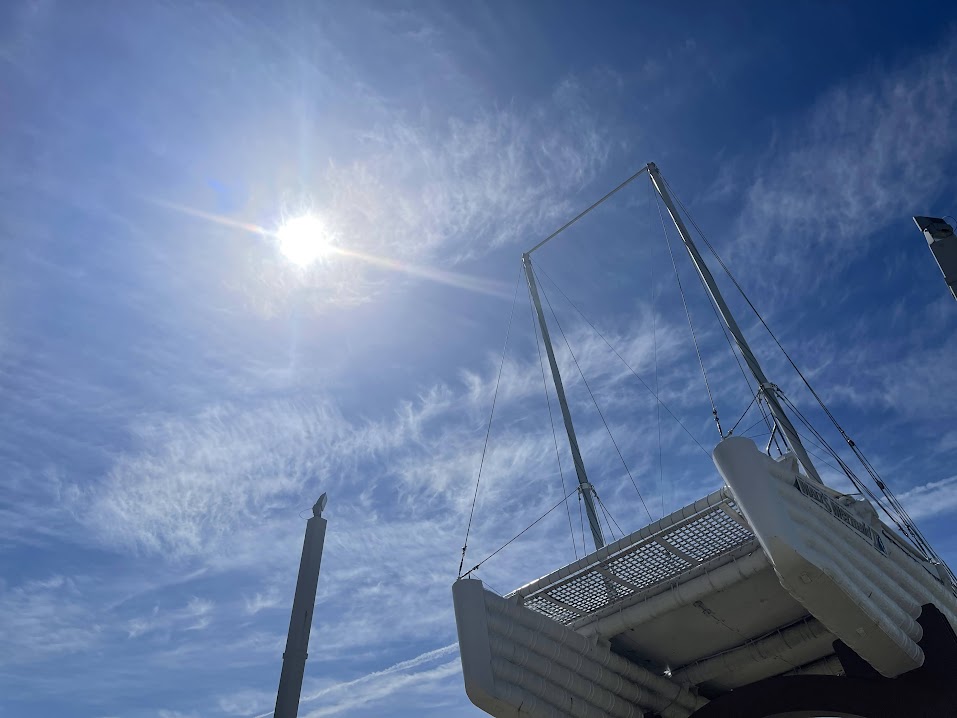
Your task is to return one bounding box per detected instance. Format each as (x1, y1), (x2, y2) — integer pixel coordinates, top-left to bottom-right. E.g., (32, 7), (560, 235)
(546, 569), (634, 614)
(661, 508), (753, 561)
(524, 595), (581, 624)
(606, 540), (690, 589)
(519, 498), (757, 625)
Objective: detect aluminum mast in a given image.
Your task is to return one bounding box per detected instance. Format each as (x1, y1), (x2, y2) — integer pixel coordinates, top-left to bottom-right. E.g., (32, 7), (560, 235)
(647, 162), (823, 484)
(523, 253), (605, 550)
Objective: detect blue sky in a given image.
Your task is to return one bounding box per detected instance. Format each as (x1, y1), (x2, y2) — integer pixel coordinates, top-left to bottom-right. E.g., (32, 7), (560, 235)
(2, 2), (957, 716)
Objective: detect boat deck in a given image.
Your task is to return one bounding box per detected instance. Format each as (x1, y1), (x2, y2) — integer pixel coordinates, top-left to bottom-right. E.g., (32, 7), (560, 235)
(503, 483), (842, 696)
(509, 488), (756, 628)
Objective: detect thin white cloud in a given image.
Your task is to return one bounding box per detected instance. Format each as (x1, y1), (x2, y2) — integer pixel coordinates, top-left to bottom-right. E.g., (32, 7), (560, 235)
(72, 300), (710, 565)
(243, 587), (283, 616)
(4, 10), (957, 718)
(301, 643), (458, 704)
(40, 291), (728, 712)
(735, 41), (957, 282)
(299, 650), (461, 718)
(230, 77), (620, 315)
(894, 475), (957, 522)
(245, 645), (460, 718)
(125, 595), (216, 638)
(300, 660), (463, 718)
(0, 575), (100, 665)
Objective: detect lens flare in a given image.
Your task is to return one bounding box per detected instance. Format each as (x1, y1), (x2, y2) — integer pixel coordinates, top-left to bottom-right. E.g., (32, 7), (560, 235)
(276, 215), (336, 267)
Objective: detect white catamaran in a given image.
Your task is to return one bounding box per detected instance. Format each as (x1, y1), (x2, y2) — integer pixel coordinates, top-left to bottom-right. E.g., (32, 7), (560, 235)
(452, 163), (957, 718)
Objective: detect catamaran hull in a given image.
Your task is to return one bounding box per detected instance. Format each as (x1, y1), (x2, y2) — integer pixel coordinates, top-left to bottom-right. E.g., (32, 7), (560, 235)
(453, 437), (957, 717)
(714, 436), (957, 679)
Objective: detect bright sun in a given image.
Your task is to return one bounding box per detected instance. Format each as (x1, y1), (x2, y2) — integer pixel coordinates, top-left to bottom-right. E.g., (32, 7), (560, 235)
(276, 215), (336, 267)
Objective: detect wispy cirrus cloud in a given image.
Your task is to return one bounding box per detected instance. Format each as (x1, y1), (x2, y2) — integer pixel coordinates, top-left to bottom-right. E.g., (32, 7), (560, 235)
(126, 596), (216, 638)
(733, 42), (957, 281)
(0, 293), (716, 718)
(232, 79), (623, 314)
(7, 6), (957, 718)
(243, 587), (283, 616)
(0, 575), (101, 666)
(69, 298), (709, 562)
(1, 2), (623, 321)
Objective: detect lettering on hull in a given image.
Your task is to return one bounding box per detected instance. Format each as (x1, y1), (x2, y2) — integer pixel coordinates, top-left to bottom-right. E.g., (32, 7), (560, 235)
(794, 478), (887, 555)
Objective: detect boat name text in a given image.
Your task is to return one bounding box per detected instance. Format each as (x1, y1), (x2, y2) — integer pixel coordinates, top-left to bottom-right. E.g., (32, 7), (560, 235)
(793, 478), (887, 555)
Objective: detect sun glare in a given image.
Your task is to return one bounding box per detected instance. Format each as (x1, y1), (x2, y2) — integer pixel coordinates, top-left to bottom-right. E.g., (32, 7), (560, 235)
(276, 215), (336, 267)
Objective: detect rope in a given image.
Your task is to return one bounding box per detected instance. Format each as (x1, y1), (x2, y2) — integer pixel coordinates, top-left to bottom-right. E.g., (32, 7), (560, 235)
(533, 264), (711, 458)
(537, 271), (654, 523)
(651, 178), (723, 439)
(462, 484), (582, 577)
(527, 277), (579, 560)
(458, 268), (522, 578)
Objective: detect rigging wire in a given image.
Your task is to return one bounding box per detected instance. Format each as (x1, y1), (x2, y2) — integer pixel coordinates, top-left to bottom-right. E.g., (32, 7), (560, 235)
(647, 178), (665, 517)
(714, 308), (774, 435)
(578, 490), (587, 558)
(654, 177), (773, 436)
(795, 430), (846, 477)
(458, 268), (522, 578)
(727, 391), (760, 436)
(595, 492), (626, 539)
(527, 166), (650, 254)
(652, 265), (664, 516)
(527, 275), (580, 560)
(738, 412), (772, 439)
(533, 264), (711, 458)
(780, 385), (950, 584)
(462, 483), (582, 577)
(651, 178), (724, 440)
(663, 176), (953, 578)
(777, 391), (916, 541)
(596, 494), (617, 541)
(685, 228), (773, 437)
(536, 270), (655, 523)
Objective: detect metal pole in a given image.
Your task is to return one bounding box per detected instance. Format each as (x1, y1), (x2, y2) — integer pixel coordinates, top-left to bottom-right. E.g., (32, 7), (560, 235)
(647, 163), (822, 484)
(523, 253), (605, 550)
(274, 494), (329, 718)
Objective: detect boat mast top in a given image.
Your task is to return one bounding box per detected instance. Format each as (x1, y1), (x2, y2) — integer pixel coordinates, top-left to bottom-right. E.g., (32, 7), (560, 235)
(647, 162), (823, 484)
